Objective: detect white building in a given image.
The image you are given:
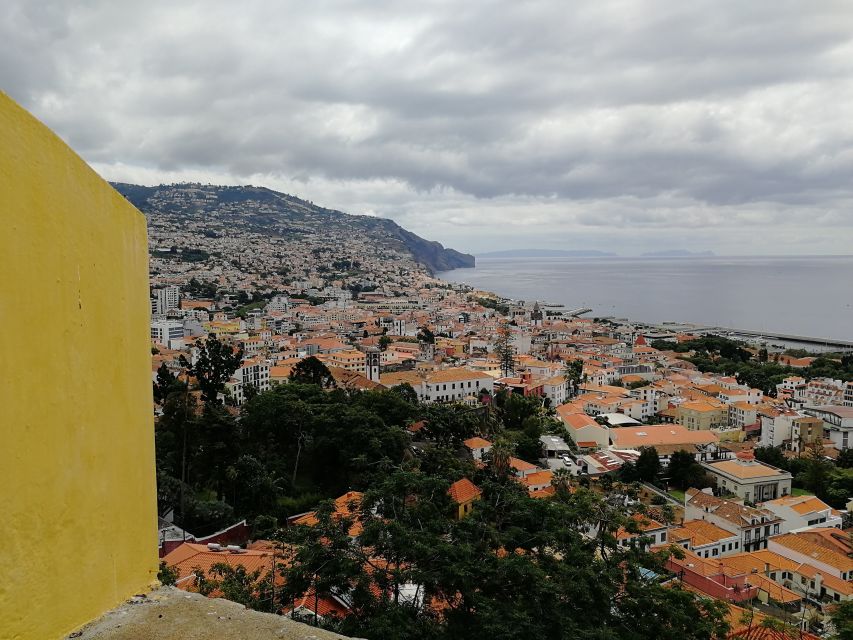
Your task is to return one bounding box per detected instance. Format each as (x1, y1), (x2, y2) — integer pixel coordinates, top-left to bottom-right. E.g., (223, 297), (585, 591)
(420, 368), (494, 404)
(151, 320), (184, 348)
(265, 294), (291, 312)
(685, 488), (783, 553)
(803, 405), (853, 450)
(761, 495), (843, 533)
(154, 285), (181, 314)
(702, 451), (793, 503)
(238, 358), (270, 395)
(541, 374), (568, 406)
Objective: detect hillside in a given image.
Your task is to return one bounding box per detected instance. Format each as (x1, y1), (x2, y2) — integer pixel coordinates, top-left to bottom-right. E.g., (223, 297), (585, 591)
(112, 183), (474, 274)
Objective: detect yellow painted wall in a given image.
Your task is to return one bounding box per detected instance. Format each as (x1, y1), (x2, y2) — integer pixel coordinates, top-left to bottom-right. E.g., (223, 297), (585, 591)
(0, 92), (158, 639)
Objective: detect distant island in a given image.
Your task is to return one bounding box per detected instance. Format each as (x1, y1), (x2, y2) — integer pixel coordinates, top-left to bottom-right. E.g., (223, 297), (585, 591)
(641, 250), (716, 257)
(478, 249), (617, 258)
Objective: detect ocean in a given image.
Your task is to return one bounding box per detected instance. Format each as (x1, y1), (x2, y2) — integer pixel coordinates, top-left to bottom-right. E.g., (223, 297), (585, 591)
(437, 255), (853, 344)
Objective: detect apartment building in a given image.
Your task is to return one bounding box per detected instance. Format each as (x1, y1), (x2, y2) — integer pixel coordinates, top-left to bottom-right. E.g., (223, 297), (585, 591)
(803, 405), (853, 450)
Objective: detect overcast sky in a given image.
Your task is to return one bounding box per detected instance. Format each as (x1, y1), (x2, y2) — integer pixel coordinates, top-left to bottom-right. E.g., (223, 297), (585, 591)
(3, 1), (853, 255)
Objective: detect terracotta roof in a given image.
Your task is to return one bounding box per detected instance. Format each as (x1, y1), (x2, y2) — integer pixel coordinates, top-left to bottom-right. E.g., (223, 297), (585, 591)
(705, 459), (787, 480)
(290, 491), (364, 537)
(463, 436), (492, 449)
(617, 514), (666, 540)
(562, 412), (600, 429)
(509, 457), (537, 472)
(686, 489), (781, 529)
(163, 543), (275, 586)
(763, 494), (831, 516)
(520, 470), (553, 488)
(670, 519), (737, 547)
(796, 527), (853, 556)
(771, 533), (853, 573)
(448, 478), (482, 504)
(610, 424), (718, 449)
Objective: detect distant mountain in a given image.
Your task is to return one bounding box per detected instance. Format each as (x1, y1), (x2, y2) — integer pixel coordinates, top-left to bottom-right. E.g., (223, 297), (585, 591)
(113, 183), (474, 273)
(478, 249), (617, 258)
(641, 250), (716, 257)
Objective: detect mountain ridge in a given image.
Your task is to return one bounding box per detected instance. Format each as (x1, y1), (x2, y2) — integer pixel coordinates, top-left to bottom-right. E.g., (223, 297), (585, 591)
(112, 182), (474, 274)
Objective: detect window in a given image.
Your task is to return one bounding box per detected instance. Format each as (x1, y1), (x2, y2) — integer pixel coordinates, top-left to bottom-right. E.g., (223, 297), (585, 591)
(712, 548), (718, 557)
(773, 524), (779, 535)
(744, 531), (751, 542)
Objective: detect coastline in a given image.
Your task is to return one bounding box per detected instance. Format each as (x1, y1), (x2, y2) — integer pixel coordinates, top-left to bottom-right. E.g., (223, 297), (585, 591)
(436, 256), (853, 353)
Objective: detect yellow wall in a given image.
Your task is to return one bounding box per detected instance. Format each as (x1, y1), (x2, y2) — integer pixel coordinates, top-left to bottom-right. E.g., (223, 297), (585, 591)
(0, 92), (158, 639)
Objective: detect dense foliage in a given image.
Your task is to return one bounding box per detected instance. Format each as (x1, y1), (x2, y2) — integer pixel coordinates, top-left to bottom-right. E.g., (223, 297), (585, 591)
(156, 337), (746, 638)
(650, 336), (853, 394)
(275, 467), (730, 640)
(754, 446), (853, 509)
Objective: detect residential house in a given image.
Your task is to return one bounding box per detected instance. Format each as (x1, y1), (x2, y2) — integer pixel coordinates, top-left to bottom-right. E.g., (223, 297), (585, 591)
(463, 436), (492, 461)
(669, 519), (741, 559)
(761, 495), (843, 533)
(448, 478), (482, 519)
(685, 489), (783, 553)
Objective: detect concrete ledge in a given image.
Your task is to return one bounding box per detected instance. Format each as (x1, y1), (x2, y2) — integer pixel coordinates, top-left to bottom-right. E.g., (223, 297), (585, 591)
(68, 587), (353, 640)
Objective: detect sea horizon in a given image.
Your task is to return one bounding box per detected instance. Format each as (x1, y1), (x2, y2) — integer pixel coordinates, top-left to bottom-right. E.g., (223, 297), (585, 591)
(438, 254), (853, 345)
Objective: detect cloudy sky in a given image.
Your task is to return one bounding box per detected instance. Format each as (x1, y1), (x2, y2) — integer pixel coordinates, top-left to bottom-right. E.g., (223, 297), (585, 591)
(3, 1), (853, 255)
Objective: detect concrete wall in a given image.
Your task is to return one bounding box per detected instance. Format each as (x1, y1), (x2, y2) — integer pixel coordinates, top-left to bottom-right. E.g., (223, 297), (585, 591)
(0, 92), (158, 639)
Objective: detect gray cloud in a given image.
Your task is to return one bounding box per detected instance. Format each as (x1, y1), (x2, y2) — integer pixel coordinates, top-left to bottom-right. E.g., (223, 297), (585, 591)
(2, 0), (853, 254)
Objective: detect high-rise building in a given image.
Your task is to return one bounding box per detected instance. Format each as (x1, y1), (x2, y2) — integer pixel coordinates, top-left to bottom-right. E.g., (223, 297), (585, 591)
(154, 285), (181, 313)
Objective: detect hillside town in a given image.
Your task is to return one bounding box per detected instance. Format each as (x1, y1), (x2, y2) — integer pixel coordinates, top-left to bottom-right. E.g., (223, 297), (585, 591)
(146, 194), (853, 638)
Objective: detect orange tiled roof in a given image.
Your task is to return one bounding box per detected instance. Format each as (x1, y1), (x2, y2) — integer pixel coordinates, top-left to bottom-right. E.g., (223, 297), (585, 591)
(706, 459), (786, 480)
(771, 533), (853, 573)
(448, 478), (482, 504)
(291, 491), (364, 537)
(670, 519), (737, 547)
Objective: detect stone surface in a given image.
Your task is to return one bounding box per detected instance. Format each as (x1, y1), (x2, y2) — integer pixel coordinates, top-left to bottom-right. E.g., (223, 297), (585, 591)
(69, 588), (353, 640)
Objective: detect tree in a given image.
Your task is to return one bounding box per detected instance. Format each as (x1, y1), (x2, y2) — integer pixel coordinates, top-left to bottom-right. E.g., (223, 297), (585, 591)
(277, 467), (730, 640)
(830, 600), (853, 640)
(666, 450), (709, 490)
(180, 334), (243, 404)
(636, 447), (661, 484)
(153, 362), (184, 404)
(493, 322), (515, 378)
(289, 356), (336, 388)
(379, 335), (392, 351)
(563, 359), (584, 396)
(158, 561), (179, 586)
(417, 326), (435, 344)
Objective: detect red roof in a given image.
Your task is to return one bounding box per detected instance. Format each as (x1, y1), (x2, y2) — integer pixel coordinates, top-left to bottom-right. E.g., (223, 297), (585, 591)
(463, 436), (492, 449)
(448, 478), (482, 504)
